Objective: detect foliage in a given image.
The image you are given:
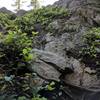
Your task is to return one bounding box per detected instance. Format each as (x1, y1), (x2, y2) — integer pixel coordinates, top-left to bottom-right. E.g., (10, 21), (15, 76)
(80, 27), (100, 69)
(0, 30), (48, 99)
(0, 12), (16, 32)
(32, 96), (47, 100)
(0, 13), (13, 28)
(45, 81), (55, 91)
(0, 30), (39, 99)
(0, 30), (34, 71)
(15, 6), (68, 34)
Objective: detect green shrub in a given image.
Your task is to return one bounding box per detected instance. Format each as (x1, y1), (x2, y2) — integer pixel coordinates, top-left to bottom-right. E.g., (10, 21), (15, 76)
(80, 27), (100, 68)
(0, 30), (34, 73)
(0, 13), (11, 27)
(0, 13), (15, 30)
(0, 30), (42, 99)
(15, 6), (68, 34)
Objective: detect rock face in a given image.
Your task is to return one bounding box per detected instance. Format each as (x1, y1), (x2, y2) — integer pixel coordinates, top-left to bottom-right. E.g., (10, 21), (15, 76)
(33, 49), (67, 70)
(65, 59), (99, 87)
(32, 49), (73, 81)
(33, 59), (60, 81)
(0, 7), (13, 14)
(32, 0), (100, 87)
(54, 0), (100, 10)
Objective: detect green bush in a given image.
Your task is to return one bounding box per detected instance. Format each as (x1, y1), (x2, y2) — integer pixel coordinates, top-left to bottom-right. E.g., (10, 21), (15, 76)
(0, 13), (11, 27)
(0, 30), (43, 99)
(0, 30), (34, 71)
(15, 6), (68, 34)
(0, 13), (15, 30)
(80, 27), (100, 68)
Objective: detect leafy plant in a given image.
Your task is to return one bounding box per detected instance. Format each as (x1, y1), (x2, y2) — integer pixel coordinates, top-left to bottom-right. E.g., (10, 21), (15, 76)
(0, 30), (34, 71)
(80, 27), (100, 69)
(0, 12), (16, 28)
(15, 6), (69, 34)
(45, 81), (55, 91)
(0, 30), (38, 99)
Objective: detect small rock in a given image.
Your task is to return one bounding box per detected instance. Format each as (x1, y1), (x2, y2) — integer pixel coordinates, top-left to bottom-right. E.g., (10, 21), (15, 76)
(85, 67), (96, 74)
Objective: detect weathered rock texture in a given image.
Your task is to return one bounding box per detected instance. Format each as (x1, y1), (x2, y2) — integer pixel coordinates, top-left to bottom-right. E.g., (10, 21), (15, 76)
(32, 0), (100, 87)
(33, 49), (74, 81)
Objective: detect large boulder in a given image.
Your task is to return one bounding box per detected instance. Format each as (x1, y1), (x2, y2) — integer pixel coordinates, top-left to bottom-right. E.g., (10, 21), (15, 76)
(32, 48), (99, 87)
(32, 49), (74, 81)
(33, 59), (60, 81)
(33, 49), (67, 69)
(65, 58), (99, 87)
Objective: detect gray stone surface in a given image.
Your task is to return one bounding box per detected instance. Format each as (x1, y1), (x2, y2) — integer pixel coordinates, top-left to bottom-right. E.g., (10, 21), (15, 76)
(33, 49), (68, 70)
(33, 48), (99, 87)
(33, 59), (60, 81)
(54, 0), (100, 10)
(65, 58), (99, 87)
(32, 0), (100, 87)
